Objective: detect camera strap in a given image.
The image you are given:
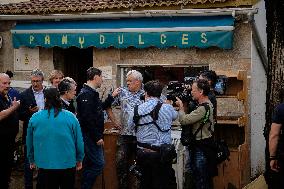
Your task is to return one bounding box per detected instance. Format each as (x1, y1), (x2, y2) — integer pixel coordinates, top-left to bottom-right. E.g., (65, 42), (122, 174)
(192, 102), (212, 139)
(133, 101), (170, 132)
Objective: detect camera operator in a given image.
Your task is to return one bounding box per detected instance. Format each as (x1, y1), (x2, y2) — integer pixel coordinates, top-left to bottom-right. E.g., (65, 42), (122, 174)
(175, 79), (215, 189)
(199, 70), (218, 119)
(128, 80), (178, 189)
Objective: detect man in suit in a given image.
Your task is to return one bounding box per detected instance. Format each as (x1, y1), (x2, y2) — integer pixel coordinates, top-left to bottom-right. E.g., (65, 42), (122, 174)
(58, 78), (76, 113)
(19, 69), (45, 189)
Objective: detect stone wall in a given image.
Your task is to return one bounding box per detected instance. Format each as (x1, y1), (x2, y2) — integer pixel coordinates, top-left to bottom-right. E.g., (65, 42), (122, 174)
(93, 22), (251, 128)
(93, 23), (251, 87)
(0, 21), (54, 83)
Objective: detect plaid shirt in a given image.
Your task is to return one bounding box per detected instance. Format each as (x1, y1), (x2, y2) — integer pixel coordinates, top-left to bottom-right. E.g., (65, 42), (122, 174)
(113, 87), (144, 136)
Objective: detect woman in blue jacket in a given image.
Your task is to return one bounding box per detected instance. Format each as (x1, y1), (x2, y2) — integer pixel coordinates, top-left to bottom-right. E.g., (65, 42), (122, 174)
(26, 87), (84, 189)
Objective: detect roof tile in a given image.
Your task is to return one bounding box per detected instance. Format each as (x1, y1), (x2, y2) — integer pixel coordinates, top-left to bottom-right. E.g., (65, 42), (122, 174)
(0, 0), (228, 15)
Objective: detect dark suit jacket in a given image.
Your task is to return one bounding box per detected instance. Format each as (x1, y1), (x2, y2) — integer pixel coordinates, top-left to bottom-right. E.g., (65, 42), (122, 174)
(18, 86), (37, 142)
(76, 84), (114, 142)
(61, 99), (76, 114)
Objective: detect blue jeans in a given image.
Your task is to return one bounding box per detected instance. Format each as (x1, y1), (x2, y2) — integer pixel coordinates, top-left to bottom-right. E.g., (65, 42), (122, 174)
(185, 146), (213, 189)
(81, 134), (104, 189)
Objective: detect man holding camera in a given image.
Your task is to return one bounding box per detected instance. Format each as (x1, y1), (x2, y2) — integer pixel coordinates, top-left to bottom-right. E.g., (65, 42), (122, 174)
(128, 80), (178, 189)
(176, 79), (214, 189)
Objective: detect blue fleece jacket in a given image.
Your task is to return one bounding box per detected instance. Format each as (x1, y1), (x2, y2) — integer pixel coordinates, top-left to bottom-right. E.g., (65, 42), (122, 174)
(26, 108), (84, 169)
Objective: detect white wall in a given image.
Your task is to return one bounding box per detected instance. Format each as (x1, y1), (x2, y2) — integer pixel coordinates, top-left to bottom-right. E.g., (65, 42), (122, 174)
(250, 0), (267, 178)
(0, 0), (30, 4)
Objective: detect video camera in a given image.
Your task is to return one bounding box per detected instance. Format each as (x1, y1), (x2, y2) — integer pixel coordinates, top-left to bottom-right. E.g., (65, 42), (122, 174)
(166, 78), (195, 102)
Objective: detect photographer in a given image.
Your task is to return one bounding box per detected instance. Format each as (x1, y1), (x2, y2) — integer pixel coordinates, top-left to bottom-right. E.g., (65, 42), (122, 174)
(128, 80), (178, 189)
(199, 70), (218, 119)
(176, 79), (215, 189)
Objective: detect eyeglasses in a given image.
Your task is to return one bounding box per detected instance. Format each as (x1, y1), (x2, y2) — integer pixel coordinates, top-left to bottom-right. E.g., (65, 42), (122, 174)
(31, 80), (43, 83)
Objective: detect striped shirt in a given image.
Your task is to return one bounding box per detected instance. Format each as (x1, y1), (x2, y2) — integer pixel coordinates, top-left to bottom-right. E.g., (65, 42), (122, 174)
(113, 87), (144, 136)
(128, 98), (178, 146)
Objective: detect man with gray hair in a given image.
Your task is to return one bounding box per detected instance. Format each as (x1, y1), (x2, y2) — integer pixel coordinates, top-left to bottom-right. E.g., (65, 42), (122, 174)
(19, 69), (45, 189)
(113, 70), (144, 189)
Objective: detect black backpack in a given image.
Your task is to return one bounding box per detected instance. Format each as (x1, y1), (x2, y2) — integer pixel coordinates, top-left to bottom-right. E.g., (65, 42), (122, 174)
(133, 101), (170, 132)
(133, 101), (177, 164)
(180, 102), (230, 165)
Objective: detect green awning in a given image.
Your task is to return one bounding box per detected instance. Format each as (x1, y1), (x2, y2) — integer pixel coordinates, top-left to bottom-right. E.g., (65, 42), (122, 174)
(12, 16), (234, 49)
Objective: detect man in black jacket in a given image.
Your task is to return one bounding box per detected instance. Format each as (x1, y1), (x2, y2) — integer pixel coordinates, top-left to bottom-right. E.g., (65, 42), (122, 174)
(18, 69), (45, 189)
(76, 67), (119, 189)
(58, 78), (76, 113)
(0, 73), (20, 189)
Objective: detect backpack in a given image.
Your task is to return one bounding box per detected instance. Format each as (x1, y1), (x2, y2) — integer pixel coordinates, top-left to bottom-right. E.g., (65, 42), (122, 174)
(133, 101), (170, 132)
(133, 101), (177, 163)
(181, 102), (230, 165)
(180, 102), (211, 146)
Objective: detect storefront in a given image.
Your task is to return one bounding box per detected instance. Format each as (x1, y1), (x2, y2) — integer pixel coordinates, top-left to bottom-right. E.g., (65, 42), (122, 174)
(10, 15), (235, 89)
(0, 1), (260, 188)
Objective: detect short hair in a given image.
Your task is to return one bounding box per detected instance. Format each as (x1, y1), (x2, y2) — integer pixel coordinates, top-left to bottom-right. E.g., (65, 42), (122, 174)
(0, 73), (10, 79)
(5, 70), (13, 78)
(200, 70), (217, 87)
(48, 70), (64, 83)
(144, 80), (163, 98)
(63, 77), (77, 86)
(126, 70), (143, 81)
(31, 69), (44, 79)
(44, 87), (62, 117)
(58, 80), (74, 95)
(194, 79), (210, 96)
(86, 67), (102, 81)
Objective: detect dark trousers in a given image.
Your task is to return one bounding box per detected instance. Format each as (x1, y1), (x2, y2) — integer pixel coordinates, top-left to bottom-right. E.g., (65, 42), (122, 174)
(37, 168), (75, 189)
(24, 145), (34, 189)
(267, 164), (284, 189)
(137, 149), (176, 189)
(81, 134), (105, 189)
(0, 134), (16, 189)
(116, 135), (138, 189)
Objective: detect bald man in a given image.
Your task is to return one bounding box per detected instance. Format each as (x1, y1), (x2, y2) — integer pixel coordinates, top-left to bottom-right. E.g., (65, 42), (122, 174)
(0, 73), (20, 189)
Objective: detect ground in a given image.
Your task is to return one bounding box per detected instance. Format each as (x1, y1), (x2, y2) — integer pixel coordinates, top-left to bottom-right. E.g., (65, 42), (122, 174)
(10, 169), (26, 189)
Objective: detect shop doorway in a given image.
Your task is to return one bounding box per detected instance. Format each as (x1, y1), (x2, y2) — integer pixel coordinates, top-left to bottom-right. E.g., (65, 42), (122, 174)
(120, 65), (208, 87)
(53, 47), (93, 92)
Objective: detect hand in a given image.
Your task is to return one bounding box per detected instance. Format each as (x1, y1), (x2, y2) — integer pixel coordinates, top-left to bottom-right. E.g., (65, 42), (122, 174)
(112, 88), (121, 97)
(30, 163), (36, 170)
(11, 97), (20, 109)
(29, 106), (39, 113)
(175, 97), (184, 111)
(76, 161), (82, 171)
(96, 139), (104, 146)
(270, 159), (280, 172)
(165, 99), (173, 105)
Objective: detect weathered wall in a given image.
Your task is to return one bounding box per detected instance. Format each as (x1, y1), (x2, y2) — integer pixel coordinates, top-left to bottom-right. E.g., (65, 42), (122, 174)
(0, 21), (54, 87)
(250, 0), (267, 178)
(0, 21), (15, 74)
(94, 22), (252, 138)
(94, 23), (251, 85)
